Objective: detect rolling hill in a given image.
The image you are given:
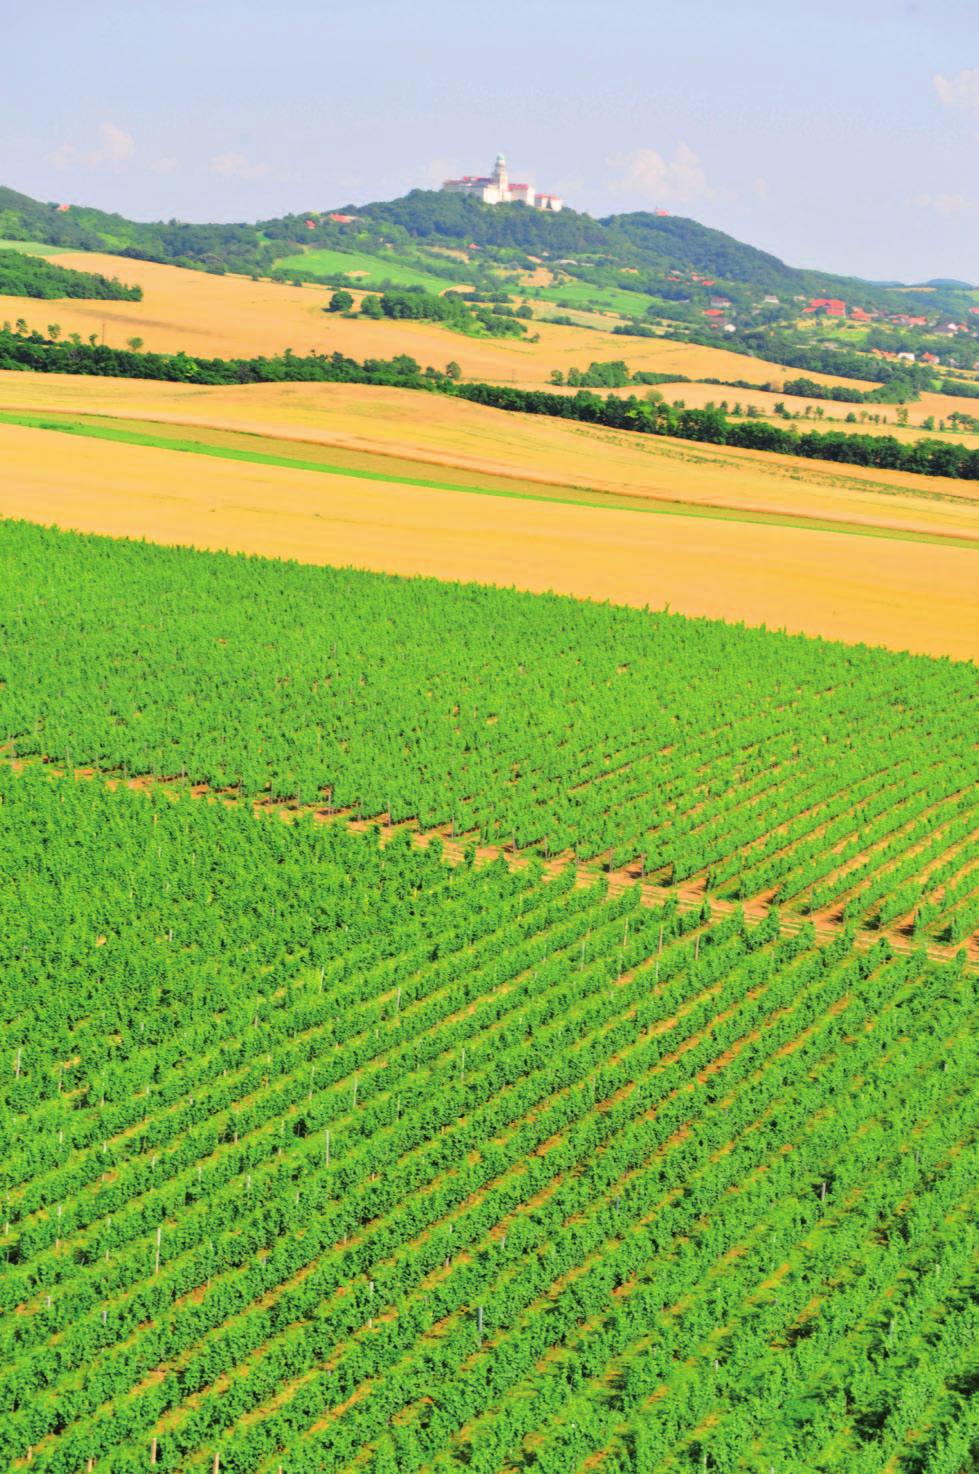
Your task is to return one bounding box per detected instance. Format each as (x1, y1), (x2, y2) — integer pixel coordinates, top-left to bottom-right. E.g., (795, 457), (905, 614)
(2, 183), (974, 322)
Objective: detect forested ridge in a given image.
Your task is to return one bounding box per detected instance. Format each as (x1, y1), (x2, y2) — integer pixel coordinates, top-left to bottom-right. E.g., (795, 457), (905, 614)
(2, 182), (971, 315)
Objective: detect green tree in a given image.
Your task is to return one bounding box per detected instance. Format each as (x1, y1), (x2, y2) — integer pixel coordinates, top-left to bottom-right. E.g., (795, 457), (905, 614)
(329, 289), (354, 313)
(359, 294), (383, 318)
(127, 336), (144, 351)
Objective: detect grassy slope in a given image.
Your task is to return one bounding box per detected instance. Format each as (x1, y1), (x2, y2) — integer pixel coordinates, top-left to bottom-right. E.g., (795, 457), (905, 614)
(272, 245), (461, 292)
(0, 239), (70, 255)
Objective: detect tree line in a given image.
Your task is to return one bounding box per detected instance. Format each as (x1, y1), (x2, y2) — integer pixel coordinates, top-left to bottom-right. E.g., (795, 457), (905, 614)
(0, 248), (141, 301)
(2, 326), (977, 483)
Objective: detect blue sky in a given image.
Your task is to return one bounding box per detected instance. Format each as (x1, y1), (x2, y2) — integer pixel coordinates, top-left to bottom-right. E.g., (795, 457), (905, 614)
(4, 0), (978, 282)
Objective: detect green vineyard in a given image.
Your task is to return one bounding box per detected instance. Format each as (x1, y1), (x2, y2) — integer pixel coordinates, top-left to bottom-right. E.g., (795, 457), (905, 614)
(0, 521), (977, 1473)
(2, 521), (978, 945)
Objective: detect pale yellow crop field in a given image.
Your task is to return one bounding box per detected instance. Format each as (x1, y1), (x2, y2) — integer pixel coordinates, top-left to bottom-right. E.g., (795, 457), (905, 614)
(2, 372), (978, 545)
(0, 249), (871, 392)
(646, 380), (979, 438)
(0, 415), (977, 661)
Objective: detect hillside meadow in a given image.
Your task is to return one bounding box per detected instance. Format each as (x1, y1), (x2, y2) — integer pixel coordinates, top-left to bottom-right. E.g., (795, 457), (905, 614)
(0, 248), (875, 392)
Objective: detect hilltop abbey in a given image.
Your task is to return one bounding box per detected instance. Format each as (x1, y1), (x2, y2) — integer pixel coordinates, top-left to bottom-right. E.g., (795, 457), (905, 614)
(441, 154), (563, 212)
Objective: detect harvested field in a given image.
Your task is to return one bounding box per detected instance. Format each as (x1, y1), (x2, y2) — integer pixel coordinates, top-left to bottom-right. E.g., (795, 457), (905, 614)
(1, 248), (875, 392)
(644, 380), (979, 440)
(0, 416), (977, 660)
(2, 373), (978, 538)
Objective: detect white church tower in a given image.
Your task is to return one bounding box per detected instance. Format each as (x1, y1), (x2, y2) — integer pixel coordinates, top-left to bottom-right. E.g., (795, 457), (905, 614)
(490, 153), (509, 201)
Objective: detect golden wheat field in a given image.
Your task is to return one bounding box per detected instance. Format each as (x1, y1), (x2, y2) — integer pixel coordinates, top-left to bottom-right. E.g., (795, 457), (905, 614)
(640, 380), (979, 440)
(2, 372), (978, 543)
(1, 248), (874, 392)
(0, 408), (977, 660)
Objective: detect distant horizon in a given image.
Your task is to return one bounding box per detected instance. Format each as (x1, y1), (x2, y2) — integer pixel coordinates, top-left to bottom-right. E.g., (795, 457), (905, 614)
(4, 0), (978, 284)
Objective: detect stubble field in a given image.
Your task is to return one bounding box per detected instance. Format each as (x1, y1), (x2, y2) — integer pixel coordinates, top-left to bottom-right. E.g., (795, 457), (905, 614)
(1, 248), (875, 391)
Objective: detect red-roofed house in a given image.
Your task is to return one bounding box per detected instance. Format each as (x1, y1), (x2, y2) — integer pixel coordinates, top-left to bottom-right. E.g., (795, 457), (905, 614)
(804, 297), (846, 317)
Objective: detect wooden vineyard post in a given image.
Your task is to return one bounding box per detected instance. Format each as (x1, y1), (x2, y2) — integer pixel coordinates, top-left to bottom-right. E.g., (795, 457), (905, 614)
(150, 1435), (157, 1465)
(213, 1453), (220, 1474)
(154, 1225), (162, 1277)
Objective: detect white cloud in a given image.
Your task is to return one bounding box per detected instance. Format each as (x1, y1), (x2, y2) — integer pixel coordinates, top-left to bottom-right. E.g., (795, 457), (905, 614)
(934, 68), (979, 116)
(913, 190), (979, 217)
(609, 143), (714, 207)
(206, 151), (273, 181)
(48, 121), (135, 171)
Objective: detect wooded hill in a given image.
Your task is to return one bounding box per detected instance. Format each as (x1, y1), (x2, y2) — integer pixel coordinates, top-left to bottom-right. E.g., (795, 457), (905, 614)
(2, 183), (974, 320)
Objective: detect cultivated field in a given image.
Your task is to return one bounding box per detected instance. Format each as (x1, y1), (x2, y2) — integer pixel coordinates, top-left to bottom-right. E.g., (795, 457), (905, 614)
(1, 410), (977, 660)
(645, 379), (979, 439)
(0, 248), (876, 391)
(3, 373), (978, 537)
(1, 522), (978, 1471)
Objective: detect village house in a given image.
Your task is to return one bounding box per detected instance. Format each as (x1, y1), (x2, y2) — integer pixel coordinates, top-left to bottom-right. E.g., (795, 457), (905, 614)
(442, 155), (563, 211)
(804, 297), (846, 317)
